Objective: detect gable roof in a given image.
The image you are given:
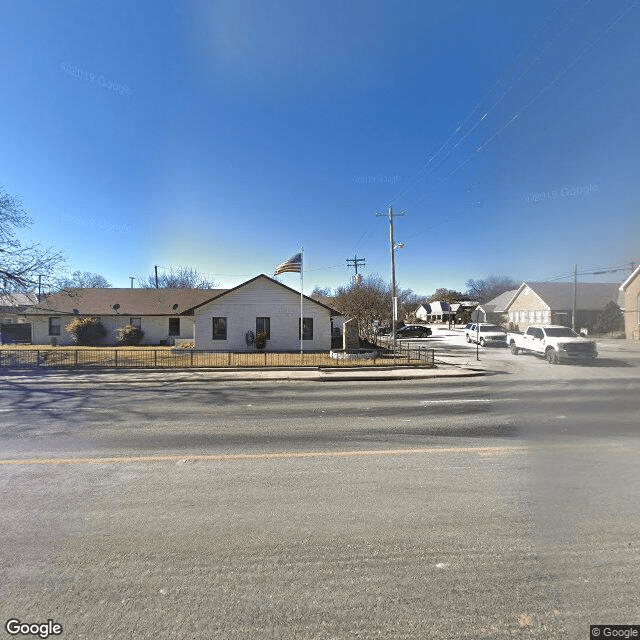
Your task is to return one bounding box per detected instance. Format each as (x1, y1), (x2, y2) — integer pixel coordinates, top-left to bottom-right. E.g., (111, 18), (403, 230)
(185, 274), (342, 316)
(26, 288), (227, 316)
(477, 289), (519, 313)
(506, 282), (621, 311)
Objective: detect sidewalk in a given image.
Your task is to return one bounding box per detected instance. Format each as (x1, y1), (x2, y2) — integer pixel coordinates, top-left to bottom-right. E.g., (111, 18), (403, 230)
(0, 364), (485, 385)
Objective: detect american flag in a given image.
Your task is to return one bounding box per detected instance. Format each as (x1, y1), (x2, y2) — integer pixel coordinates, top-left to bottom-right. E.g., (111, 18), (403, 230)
(273, 252), (302, 275)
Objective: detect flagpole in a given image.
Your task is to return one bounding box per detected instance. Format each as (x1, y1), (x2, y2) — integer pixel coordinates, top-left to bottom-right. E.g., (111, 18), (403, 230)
(300, 246), (304, 356)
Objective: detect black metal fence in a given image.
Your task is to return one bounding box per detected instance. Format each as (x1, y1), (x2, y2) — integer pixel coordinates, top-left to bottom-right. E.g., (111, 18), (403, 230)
(0, 347), (435, 369)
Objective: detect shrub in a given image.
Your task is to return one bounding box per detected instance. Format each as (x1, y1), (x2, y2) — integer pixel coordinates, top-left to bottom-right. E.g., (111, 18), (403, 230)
(593, 302), (624, 335)
(116, 324), (145, 346)
(65, 317), (107, 345)
(255, 330), (268, 350)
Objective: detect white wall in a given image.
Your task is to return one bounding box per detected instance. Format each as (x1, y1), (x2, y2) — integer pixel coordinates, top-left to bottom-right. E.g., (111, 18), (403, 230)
(29, 315), (194, 345)
(194, 277), (333, 351)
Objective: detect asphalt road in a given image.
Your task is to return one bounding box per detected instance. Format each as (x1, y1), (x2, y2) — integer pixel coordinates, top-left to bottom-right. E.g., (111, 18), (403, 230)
(0, 338), (639, 639)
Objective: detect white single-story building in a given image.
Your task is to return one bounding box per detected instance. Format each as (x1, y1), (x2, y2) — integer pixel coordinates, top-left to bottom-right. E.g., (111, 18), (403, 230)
(190, 274), (341, 351)
(23, 275), (342, 350)
(25, 287), (223, 346)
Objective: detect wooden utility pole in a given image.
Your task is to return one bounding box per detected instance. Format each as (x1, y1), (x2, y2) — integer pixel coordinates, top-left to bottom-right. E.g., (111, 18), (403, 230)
(155, 266), (159, 289)
(346, 255), (366, 275)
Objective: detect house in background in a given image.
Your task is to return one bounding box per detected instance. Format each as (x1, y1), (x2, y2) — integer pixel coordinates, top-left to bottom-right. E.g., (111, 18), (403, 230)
(474, 290), (518, 325)
(25, 288), (223, 345)
(415, 301), (452, 323)
(415, 300), (477, 324)
(0, 292), (38, 343)
(190, 274), (341, 351)
(619, 265), (640, 341)
(504, 282), (622, 331)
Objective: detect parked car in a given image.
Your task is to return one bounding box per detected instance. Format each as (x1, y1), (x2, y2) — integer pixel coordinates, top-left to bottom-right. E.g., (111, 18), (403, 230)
(396, 325), (432, 338)
(465, 323), (507, 346)
(374, 325), (391, 336)
(506, 325), (597, 364)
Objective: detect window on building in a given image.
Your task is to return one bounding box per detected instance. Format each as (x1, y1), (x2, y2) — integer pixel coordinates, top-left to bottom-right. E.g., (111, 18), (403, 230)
(256, 317), (270, 340)
(49, 317), (61, 336)
(637, 294), (640, 325)
(212, 317), (227, 340)
(299, 317), (313, 340)
(3, 317), (12, 324)
(130, 317), (141, 329)
(169, 318), (180, 336)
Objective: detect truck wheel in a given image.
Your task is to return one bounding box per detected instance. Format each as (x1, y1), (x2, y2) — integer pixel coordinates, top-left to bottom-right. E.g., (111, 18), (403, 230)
(510, 343), (519, 355)
(546, 348), (558, 364)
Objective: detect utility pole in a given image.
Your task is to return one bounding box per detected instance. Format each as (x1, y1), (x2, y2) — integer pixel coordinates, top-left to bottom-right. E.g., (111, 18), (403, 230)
(38, 275), (43, 302)
(129, 277), (134, 289)
(346, 255), (366, 283)
(376, 206), (405, 352)
(154, 266), (159, 289)
(572, 264), (578, 331)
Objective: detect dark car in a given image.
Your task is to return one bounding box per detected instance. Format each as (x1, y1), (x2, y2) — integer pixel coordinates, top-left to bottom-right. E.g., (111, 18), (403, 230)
(396, 325), (432, 338)
(374, 325), (392, 336)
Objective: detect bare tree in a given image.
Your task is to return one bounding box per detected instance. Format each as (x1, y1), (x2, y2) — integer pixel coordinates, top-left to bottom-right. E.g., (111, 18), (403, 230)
(138, 266), (218, 289)
(333, 275), (393, 342)
(465, 276), (519, 303)
(0, 188), (66, 293)
(56, 271), (112, 289)
(426, 288), (466, 303)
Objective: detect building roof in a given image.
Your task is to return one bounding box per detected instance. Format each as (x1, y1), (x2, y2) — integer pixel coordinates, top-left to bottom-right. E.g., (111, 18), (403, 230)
(0, 292), (39, 308)
(477, 289), (519, 313)
(26, 288), (227, 316)
(186, 274), (342, 316)
(506, 282), (621, 311)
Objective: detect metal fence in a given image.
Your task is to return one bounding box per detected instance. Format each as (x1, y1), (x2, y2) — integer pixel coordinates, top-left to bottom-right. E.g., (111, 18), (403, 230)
(0, 347), (435, 369)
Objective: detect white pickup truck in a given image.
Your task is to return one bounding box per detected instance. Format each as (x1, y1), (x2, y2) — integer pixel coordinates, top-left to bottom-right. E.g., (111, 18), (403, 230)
(507, 325), (598, 364)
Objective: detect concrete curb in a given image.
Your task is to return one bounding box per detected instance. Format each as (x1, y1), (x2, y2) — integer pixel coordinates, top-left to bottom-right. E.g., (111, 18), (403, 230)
(0, 365), (486, 384)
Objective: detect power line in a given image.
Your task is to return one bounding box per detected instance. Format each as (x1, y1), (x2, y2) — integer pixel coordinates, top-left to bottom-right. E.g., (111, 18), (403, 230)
(388, 0), (580, 205)
(427, 0), (639, 194)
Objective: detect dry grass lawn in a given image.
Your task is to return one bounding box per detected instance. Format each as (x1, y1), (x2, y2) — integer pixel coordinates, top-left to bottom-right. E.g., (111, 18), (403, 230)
(0, 345), (431, 368)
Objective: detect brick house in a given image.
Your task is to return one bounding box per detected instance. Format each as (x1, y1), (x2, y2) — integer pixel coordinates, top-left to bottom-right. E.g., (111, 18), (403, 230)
(619, 266), (640, 341)
(504, 282), (622, 331)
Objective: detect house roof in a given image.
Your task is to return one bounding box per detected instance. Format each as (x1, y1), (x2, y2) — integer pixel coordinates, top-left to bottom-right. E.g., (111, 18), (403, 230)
(0, 292), (39, 309)
(506, 282), (621, 311)
(477, 289), (519, 313)
(185, 274), (342, 316)
(26, 288), (227, 316)
(620, 265), (640, 291)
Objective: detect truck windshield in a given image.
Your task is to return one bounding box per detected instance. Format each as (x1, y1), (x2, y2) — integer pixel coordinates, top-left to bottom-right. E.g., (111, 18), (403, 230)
(480, 325), (502, 332)
(544, 327), (579, 337)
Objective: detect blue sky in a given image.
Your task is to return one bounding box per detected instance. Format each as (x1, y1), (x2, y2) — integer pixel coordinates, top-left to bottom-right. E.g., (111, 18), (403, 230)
(1, 0), (638, 296)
